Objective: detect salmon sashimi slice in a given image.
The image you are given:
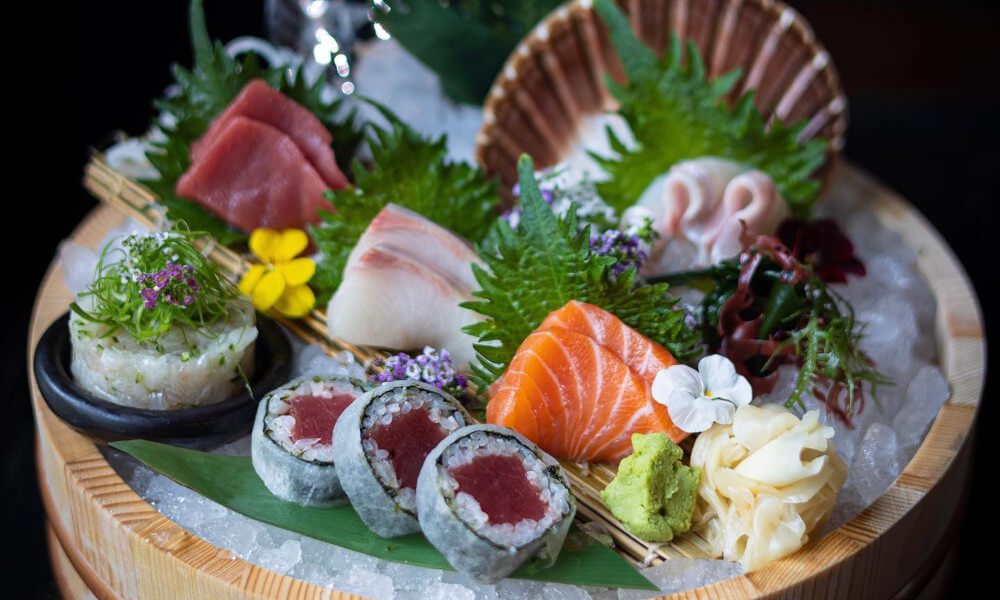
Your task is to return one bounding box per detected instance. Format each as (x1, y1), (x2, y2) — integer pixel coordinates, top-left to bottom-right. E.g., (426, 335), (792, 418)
(537, 300), (680, 381)
(486, 327), (684, 463)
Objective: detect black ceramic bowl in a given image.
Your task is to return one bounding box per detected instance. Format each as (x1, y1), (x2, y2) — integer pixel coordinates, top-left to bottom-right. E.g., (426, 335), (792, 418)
(34, 312), (292, 448)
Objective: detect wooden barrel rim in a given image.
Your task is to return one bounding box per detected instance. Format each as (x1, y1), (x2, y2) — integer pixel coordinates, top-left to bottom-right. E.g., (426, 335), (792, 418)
(30, 165), (984, 599)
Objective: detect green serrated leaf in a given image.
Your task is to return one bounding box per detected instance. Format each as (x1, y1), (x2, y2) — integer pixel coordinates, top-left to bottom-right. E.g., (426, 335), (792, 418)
(462, 155), (699, 387)
(309, 101), (501, 303)
(111, 439), (657, 590)
(591, 0), (828, 217)
(139, 0), (364, 245)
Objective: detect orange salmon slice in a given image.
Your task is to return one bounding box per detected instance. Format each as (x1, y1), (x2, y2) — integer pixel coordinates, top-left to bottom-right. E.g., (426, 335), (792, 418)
(486, 301), (689, 464)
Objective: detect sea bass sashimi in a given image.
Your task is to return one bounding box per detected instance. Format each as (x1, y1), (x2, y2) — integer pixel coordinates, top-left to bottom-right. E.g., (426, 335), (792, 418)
(487, 303), (686, 463)
(348, 204), (482, 291)
(327, 244), (482, 367)
(176, 116), (334, 232)
(327, 206), (485, 367)
(191, 79), (348, 189)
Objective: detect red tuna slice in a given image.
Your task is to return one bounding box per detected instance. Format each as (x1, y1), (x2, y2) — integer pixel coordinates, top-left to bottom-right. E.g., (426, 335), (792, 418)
(365, 409), (450, 491)
(191, 79), (349, 190)
(448, 454), (546, 524)
(176, 116), (332, 232)
(288, 393), (357, 445)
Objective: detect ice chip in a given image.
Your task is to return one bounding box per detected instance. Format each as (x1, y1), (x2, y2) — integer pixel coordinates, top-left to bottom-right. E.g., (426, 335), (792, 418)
(618, 559), (743, 599)
(255, 540), (301, 574)
(893, 366), (949, 451)
(852, 423), (901, 506)
(337, 567), (395, 600)
(423, 582), (477, 600)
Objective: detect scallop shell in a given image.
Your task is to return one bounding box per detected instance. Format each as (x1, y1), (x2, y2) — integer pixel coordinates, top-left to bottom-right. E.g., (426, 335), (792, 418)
(475, 0), (847, 195)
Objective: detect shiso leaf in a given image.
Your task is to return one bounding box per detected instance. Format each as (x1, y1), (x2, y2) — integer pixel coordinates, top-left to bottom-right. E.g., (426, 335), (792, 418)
(590, 0), (829, 217)
(379, 0), (564, 104)
(141, 0), (364, 246)
(110, 440), (657, 590)
(462, 155), (698, 388)
(309, 100), (501, 303)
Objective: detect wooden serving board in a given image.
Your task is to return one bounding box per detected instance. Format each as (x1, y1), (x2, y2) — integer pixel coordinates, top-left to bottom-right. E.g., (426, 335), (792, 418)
(30, 159), (983, 599)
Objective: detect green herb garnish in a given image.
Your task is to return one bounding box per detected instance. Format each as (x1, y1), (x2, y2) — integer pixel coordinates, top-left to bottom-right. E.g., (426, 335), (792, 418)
(141, 0), (363, 245)
(590, 0), (828, 217)
(379, 0), (564, 104)
(309, 101), (500, 303)
(70, 226), (243, 347)
(462, 155), (698, 387)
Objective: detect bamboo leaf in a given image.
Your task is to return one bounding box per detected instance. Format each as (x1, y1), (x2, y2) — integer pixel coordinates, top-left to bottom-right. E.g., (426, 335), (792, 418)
(111, 439), (657, 590)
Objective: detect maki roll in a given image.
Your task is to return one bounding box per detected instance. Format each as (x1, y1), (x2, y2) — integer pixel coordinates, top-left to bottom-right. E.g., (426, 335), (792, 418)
(416, 424), (576, 584)
(252, 375), (366, 507)
(69, 230), (256, 410)
(332, 380), (469, 537)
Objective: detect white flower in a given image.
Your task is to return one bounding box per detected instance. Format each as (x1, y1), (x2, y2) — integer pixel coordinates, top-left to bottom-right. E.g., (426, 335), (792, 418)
(652, 354), (753, 433)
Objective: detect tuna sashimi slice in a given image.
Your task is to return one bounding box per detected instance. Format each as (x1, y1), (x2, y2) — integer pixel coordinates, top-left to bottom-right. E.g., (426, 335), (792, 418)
(176, 116), (332, 232)
(326, 243), (482, 368)
(486, 327), (684, 463)
(348, 204), (483, 291)
(191, 79), (349, 189)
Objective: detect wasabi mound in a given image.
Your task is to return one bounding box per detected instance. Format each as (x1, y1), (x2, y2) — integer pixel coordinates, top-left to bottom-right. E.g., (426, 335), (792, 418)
(600, 433), (700, 542)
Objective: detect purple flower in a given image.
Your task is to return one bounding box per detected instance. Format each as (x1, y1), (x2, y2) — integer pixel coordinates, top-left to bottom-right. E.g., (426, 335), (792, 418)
(368, 346), (468, 402)
(136, 262), (201, 310)
(590, 229), (649, 279)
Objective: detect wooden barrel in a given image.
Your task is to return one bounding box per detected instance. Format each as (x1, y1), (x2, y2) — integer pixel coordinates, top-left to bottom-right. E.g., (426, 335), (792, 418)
(31, 162), (983, 599)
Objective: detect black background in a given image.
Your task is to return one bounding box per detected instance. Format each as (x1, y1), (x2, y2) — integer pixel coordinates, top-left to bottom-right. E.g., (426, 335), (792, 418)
(5, 1), (996, 597)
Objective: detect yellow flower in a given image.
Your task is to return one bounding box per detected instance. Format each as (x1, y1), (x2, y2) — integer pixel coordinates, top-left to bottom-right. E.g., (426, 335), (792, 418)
(239, 228), (316, 318)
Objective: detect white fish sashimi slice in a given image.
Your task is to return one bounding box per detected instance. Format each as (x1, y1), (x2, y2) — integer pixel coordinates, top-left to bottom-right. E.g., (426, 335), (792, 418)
(347, 203), (485, 291)
(327, 244), (483, 368)
(624, 157), (788, 273)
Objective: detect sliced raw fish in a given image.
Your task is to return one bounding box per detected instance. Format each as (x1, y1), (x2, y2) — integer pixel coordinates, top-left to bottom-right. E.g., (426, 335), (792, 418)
(537, 300), (679, 381)
(347, 204), (483, 291)
(191, 79), (348, 189)
(326, 243), (482, 368)
(622, 157), (788, 272)
(487, 304), (687, 463)
(176, 116), (333, 232)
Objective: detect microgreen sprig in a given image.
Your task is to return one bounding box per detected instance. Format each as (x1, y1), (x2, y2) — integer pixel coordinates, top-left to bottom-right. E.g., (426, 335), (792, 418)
(70, 226), (242, 347)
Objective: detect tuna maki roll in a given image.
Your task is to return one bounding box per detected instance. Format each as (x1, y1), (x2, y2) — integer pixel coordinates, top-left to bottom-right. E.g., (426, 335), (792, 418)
(252, 375), (367, 507)
(416, 424), (576, 584)
(69, 229), (256, 410)
(332, 380), (469, 537)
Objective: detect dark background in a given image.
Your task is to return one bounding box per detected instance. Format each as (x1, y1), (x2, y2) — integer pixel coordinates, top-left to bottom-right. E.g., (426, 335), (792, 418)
(5, 1), (996, 597)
